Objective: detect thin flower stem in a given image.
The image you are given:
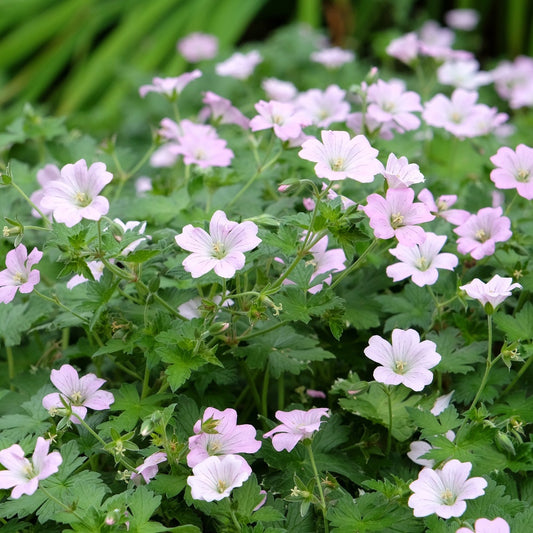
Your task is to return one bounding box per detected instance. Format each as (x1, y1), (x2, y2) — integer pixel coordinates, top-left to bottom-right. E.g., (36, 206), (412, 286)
(330, 239), (380, 289)
(278, 374), (285, 410)
(305, 443), (329, 533)
(114, 361), (143, 381)
(241, 363), (262, 414)
(141, 362), (151, 400)
(22, 225), (52, 232)
(136, 280), (186, 320)
(237, 320), (289, 341)
(6, 345), (15, 390)
(33, 289), (89, 324)
(112, 143), (156, 201)
(385, 384), (393, 455)
(229, 507), (242, 532)
(39, 486), (88, 525)
(9, 181), (52, 228)
(501, 354), (533, 397)
(261, 365), (270, 419)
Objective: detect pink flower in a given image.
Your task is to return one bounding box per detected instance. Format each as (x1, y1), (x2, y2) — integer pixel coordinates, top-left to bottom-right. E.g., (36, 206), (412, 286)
(263, 408), (330, 452)
(0, 438), (62, 498)
(361, 188), (435, 246)
(454, 207), (512, 260)
(437, 59), (492, 90)
(306, 389), (326, 399)
(366, 79), (422, 133)
(456, 517), (510, 533)
(175, 210), (261, 279)
(30, 164), (61, 218)
(139, 70), (202, 98)
(42, 364), (115, 423)
(423, 89), (505, 138)
(66, 260), (105, 290)
(0, 244), (42, 304)
(298, 130), (383, 182)
(417, 189), (470, 225)
(135, 176), (152, 197)
(491, 56), (533, 109)
(408, 430), (455, 468)
(364, 329), (441, 391)
(187, 407), (261, 468)
(215, 50), (262, 80)
(131, 452), (167, 485)
(310, 47), (354, 68)
(112, 219), (150, 256)
(490, 144), (533, 200)
(187, 454), (252, 501)
(460, 275), (521, 311)
(431, 391), (454, 416)
(178, 293), (233, 320)
(295, 85), (350, 128)
(386, 32), (419, 64)
(177, 32), (218, 62)
(40, 159), (113, 227)
(250, 100), (311, 141)
(261, 78), (297, 102)
(382, 153), (424, 188)
(408, 460), (487, 518)
(387, 232), (458, 287)
(199, 91), (250, 129)
(445, 9), (479, 31)
(304, 235), (346, 294)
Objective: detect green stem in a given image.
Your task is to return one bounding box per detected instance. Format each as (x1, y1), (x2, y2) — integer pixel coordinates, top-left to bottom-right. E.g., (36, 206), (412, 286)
(112, 143), (156, 201)
(330, 239), (380, 289)
(22, 225), (52, 232)
(241, 363), (262, 414)
(306, 443), (329, 533)
(385, 384), (392, 455)
(136, 280), (185, 319)
(261, 365), (270, 419)
(278, 374), (285, 410)
(141, 362), (151, 400)
(237, 320), (289, 341)
(9, 181), (52, 227)
(114, 361), (143, 381)
(6, 345), (15, 390)
(229, 507), (242, 532)
(39, 486), (88, 525)
(501, 354), (533, 397)
(33, 289), (88, 324)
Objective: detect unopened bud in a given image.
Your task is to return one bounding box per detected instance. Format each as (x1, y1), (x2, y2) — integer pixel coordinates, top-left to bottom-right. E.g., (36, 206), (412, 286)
(208, 322), (230, 335)
(495, 431), (516, 456)
(278, 184), (290, 193)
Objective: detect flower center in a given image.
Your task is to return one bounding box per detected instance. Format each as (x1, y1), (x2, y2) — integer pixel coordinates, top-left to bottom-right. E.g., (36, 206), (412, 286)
(272, 114), (284, 125)
(13, 272), (27, 285)
(22, 462), (37, 479)
(475, 229), (489, 242)
(394, 360), (407, 374)
(441, 488), (456, 506)
(74, 191), (91, 207)
(194, 148), (206, 160)
(450, 111), (463, 123)
(206, 439), (222, 455)
(390, 212), (405, 228)
(69, 391), (84, 405)
(382, 101), (395, 113)
(415, 256), (429, 271)
(217, 479), (228, 493)
(212, 241), (227, 259)
(516, 168), (530, 182)
(330, 157), (345, 171)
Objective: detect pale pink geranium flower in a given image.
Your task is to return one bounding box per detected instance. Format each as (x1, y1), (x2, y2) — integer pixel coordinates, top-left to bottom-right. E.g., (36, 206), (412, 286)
(408, 460), (487, 518)
(454, 207), (512, 260)
(30, 164), (61, 218)
(40, 159), (113, 227)
(437, 59), (492, 90)
(188, 407), (261, 468)
(0, 244), (42, 304)
(187, 454), (252, 502)
(263, 408), (330, 452)
(382, 153), (424, 188)
(139, 70), (202, 99)
(178, 293), (233, 320)
(456, 517), (510, 533)
(361, 187), (435, 246)
(306, 389), (326, 399)
(445, 9), (479, 31)
(387, 232), (458, 287)
(135, 176), (152, 197)
(215, 50), (262, 80)
(490, 144), (533, 200)
(491, 56), (533, 109)
(302, 183), (356, 212)
(250, 100), (311, 141)
(417, 189), (470, 226)
(295, 85), (350, 128)
(298, 130), (383, 182)
(0, 438), (62, 499)
(364, 329), (441, 391)
(199, 91), (250, 129)
(460, 275), (522, 312)
(177, 32), (218, 62)
(112, 218), (150, 256)
(305, 235), (346, 294)
(66, 260), (105, 290)
(408, 430), (455, 468)
(386, 32), (420, 64)
(175, 210), (261, 279)
(366, 79), (423, 133)
(261, 78), (297, 102)
(310, 47), (355, 69)
(131, 452), (167, 485)
(42, 364), (115, 423)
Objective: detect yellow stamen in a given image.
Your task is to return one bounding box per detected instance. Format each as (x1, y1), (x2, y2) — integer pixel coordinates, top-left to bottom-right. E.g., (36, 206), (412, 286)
(391, 212), (404, 228)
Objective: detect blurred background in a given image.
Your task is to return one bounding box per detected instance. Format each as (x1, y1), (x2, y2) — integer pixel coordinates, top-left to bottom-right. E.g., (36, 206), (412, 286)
(0, 0), (532, 135)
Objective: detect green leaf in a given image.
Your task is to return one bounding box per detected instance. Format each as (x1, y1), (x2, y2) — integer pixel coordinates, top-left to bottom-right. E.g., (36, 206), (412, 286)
(494, 302), (533, 341)
(0, 301), (45, 346)
(407, 406), (461, 439)
(126, 486), (163, 532)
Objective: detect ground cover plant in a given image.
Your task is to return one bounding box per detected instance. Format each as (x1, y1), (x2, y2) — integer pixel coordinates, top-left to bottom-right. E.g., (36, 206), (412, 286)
(1, 7), (533, 533)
